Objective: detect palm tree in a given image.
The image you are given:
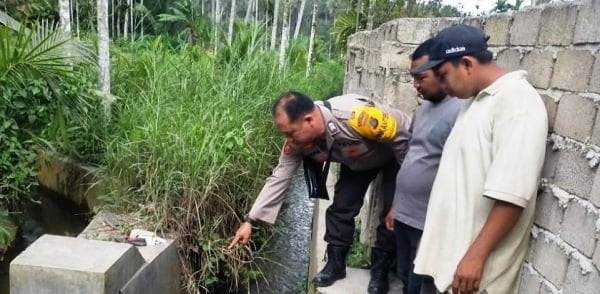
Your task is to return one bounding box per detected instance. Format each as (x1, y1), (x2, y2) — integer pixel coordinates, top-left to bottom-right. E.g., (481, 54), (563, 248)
(97, 0), (112, 116)
(270, 0), (280, 50)
(306, 0), (318, 76)
(293, 0), (306, 39)
(59, 0), (72, 33)
(227, 0), (236, 44)
(279, 0), (290, 68)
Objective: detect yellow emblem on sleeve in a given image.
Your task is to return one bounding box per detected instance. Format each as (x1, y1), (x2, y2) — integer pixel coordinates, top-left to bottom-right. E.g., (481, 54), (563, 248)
(348, 105), (398, 142)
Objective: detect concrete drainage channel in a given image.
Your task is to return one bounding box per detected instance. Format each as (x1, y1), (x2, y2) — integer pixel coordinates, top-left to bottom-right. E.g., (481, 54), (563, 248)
(5, 153), (180, 294)
(2, 152), (317, 293)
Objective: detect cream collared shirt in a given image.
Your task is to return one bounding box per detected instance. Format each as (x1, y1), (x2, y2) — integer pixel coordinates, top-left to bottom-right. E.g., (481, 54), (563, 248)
(413, 70), (548, 293)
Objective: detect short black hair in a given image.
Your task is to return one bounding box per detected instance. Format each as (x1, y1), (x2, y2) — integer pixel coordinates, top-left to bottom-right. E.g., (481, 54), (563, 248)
(272, 91), (315, 122)
(446, 49), (494, 67)
(411, 38), (436, 61)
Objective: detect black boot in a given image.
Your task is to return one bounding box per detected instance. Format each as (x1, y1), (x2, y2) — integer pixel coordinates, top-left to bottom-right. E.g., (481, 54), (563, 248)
(368, 248), (391, 294)
(312, 245), (349, 287)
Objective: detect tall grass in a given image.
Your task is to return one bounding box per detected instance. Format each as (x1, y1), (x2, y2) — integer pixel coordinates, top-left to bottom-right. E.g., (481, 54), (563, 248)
(92, 32), (343, 292)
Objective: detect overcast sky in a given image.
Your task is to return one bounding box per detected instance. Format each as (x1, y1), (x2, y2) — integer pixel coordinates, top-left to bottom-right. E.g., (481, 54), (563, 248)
(442, 0), (534, 15)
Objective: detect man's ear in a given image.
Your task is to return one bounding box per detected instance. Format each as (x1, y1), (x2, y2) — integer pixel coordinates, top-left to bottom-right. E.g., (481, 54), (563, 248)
(462, 56), (476, 74)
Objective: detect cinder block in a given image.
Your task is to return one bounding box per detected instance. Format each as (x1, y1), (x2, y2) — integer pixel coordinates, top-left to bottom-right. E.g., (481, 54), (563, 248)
(385, 81), (419, 114)
(551, 50), (594, 92)
(379, 20), (399, 41)
(520, 267), (542, 294)
(535, 189), (563, 232)
(591, 53), (600, 94)
(347, 31), (368, 49)
(120, 240), (180, 294)
(496, 49), (521, 72)
(10, 234), (145, 294)
(561, 202), (598, 257)
(484, 13), (512, 46)
(590, 168), (600, 209)
(574, 0), (600, 44)
(594, 243), (600, 272)
(563, 257), (600, 294)
(396, 18), (435, 44)
(537, 3), (579, 46)
(379, 42), (412, 70)
(554, 148), (595, 198)
(532, 237), (569, 288)
(541, 95), (557, 133)
(462, 17), (484, 29)
(510, 7), (543, 46)
(542, 142), (559, 179)
(432, 18), (461, 35)
(522, 50), (554, 89)
(553, 94), (596, 142)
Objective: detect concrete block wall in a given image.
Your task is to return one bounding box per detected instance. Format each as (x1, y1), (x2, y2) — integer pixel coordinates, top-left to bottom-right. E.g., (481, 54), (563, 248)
(345, 1), (600, 292)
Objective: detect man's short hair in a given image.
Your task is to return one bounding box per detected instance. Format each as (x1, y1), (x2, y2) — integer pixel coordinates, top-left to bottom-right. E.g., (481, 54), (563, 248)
(272, 91), (315, 122)
(411, 38), (436, 61)
(445, 50), (494, 67)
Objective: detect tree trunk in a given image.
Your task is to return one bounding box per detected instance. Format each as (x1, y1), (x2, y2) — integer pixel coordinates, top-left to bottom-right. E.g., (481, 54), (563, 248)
(270, 0), (280, 50)
(140, 0), (144, 37)
(293, 0), (306, 39)
(244, 0), (253, 22)
(213, 0), (220, 52)
(407, 0), (416, 17)
(306, 0), (318, 76)
(279, 0), (290, 69)
(111, 0), (114, 38)
(116, 1), (120, 38)
(227, 0), (236, 44)
(123, 1), (128, 39)
(75, 0), (80, 39)
(253, 0), (258, 24)
(355, 0), (362, 33)
(366, 0), (375, 30)
(129, 0), (134, 41)
(59, 0), (71, 34)
(97, 0), (112, 116)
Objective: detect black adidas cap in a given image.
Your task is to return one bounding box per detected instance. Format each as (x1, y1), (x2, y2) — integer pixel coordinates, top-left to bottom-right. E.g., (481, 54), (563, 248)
(411, 24), (489, 74)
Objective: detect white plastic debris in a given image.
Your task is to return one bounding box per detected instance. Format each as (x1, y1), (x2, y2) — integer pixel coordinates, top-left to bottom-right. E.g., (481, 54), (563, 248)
(129, 229), (167, 246)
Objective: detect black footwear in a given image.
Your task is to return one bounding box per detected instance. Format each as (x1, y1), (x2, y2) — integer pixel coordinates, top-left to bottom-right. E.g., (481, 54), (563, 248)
(368, 248), (391, 294)
(312, 245), (349, 287)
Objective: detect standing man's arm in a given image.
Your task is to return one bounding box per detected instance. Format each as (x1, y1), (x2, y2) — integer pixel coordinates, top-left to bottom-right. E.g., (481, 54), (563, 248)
(452, 100), (547, 293)
(452, 201), (522, 293)
(228, 142), (301, 249)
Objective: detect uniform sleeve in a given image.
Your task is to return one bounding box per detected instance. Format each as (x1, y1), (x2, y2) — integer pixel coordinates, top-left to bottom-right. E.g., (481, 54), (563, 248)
(483, 99), (548, 207)
(387, 106), (412, 165)
(247, 148), (302, 224)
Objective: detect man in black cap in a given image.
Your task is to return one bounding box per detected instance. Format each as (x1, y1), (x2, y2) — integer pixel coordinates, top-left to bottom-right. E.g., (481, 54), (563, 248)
(411, 24), (548, 294)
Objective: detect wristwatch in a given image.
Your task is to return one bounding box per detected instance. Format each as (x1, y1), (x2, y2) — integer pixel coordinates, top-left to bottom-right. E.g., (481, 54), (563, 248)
(243, 214), (255, 225)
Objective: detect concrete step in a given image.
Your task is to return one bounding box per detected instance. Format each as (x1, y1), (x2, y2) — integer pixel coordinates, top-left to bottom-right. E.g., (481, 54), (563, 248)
(316, 267), (404, 294)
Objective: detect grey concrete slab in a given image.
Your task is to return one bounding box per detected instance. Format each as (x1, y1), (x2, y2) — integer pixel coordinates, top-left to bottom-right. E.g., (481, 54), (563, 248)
(10, 234), (145, 294)
(120, 239), (180, 294)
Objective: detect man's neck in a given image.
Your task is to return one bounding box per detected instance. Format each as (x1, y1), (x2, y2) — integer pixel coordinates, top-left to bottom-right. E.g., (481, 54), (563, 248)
(474, 64), (507, 95)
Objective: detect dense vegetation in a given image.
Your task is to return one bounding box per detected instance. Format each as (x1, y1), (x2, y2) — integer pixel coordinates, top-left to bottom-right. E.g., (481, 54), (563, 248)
(0, 0), (490, 292)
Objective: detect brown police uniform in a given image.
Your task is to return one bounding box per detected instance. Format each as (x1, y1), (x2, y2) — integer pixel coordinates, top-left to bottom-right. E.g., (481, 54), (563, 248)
(248, 93), (411, 252)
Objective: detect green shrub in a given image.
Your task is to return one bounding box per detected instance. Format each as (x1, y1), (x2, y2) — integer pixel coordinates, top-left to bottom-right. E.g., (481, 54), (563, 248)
(89, 36), (343, 292)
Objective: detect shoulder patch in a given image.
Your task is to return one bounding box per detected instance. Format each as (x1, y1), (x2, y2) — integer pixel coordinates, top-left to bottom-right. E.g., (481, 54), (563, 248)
(327, 121), (340, 134)
(348, 106), (398, 142)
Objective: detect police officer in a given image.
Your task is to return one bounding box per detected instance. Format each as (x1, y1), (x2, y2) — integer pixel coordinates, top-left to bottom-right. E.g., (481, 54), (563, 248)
(228, 91), (411, 294)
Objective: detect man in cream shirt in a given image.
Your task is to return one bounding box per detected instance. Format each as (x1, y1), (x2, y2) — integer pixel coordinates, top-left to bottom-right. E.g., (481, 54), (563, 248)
(411, 25), (548, 293)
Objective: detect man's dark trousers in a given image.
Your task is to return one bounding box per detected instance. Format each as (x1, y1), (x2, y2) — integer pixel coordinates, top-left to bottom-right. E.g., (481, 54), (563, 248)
(324, 161), (399, 253)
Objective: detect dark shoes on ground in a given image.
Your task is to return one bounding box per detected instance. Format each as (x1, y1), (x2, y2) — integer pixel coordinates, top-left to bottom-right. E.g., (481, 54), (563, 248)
(312, 245), (349, 287)
(368, 248), (391, 294)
